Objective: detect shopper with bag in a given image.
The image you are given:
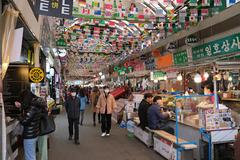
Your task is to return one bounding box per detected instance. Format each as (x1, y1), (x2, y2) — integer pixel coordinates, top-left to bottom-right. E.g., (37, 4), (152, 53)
(15, 89), (47, 160)
(96, 86), (117, 137)
(65, 87), (81, 144)
(90, 86), (101, 126)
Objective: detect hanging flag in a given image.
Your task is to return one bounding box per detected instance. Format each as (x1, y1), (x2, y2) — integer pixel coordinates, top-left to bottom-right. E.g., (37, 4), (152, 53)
(189, 15), (197, 22)
(105, 3), (113, 10)
(94, 10), (102, 16)
(123, 29), (128, 36)
(138, 14), (145, 20)
(202, 0), (210, 6)
(201, 9), (209, 16)
(166, 23), (173, 32)
(128, 14), (135, 20)
(156, 9), (165, 18)
(94, 27), (101, 34)
(128, 23), (135, 27)
(189, 0), (198, 6)
(143, 8), (151, 16)
(179, 10), (186, 23)
(99, 20), (106, 26)
(116, 12), (125, 19)
(149, 15), (157, 22)
(190, 9), (198, 16)
(157, 22), (165, 30)
(167, 9), (175, 21)
(163, 0), (171, 5)
(108, 21), (115, 27)
(105, 11), (112, 18)
(214, 0), (222, 6)
(82, 8), (90, 14)
(92, 1), (100, 8)
(176, 0), (184, 6)
(119, 21), (126, 27)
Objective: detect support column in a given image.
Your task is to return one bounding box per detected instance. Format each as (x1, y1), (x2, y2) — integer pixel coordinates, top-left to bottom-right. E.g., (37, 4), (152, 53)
(34, 42), (40, 67)
(33, 42), (41, 96)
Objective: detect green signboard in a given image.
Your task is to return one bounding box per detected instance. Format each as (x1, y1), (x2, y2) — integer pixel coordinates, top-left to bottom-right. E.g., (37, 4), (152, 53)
(192, 33), (240, 60)
(150, 71), (166, 81)
(173, 50), (188, 65)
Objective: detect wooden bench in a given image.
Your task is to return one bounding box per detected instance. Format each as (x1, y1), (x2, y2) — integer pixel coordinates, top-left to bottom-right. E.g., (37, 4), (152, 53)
(153, 130), (197, 160)
(153, 130), (197, 150)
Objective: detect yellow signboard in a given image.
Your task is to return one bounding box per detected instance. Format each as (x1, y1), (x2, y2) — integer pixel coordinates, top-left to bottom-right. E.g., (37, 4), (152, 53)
(29, 68), (45, 83)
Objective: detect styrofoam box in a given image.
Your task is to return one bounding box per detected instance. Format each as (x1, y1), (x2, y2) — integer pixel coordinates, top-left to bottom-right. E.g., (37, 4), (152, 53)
(133, 125), (153, 147)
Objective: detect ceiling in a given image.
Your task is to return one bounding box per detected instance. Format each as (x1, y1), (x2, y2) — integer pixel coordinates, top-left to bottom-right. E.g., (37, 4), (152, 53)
(52, 0), (180, 80)
(52, 0), (237, 80)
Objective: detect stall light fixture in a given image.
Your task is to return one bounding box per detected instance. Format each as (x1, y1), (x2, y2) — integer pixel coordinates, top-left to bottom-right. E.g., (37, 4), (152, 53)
(177, 73), (183, 81)
(99, 72), (103, 76)
(194, 73), (202, 83)
(163, 75), (168, 81)
(215, 74), (222, 81)
(228, 76), (233, 81)
(101, 75), (105, 80)
(154, 80), (158, 83)
(203, 72), (209, 80)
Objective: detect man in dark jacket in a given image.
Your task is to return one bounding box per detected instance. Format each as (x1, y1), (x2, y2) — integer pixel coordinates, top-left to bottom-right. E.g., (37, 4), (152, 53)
(147, 96), (174, 134)
(15, 89), (47, 160)
(138, 93), (153, 130)
(65, 88), (80, 144)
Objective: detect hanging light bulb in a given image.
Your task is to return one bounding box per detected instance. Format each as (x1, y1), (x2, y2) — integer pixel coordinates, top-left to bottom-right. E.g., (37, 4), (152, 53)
(203, 72), (209, 80)
(177, 74), (183, 81)
(154, 80), (158, 83)
(228, 76), (233, 81)
(194, 73), (202, 83)
(99, 72), (103, 76)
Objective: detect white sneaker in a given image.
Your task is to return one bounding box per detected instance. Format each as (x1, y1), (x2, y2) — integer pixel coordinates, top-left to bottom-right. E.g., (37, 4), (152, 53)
(106, 134), (110, 136)
(101, 133), (106, 137)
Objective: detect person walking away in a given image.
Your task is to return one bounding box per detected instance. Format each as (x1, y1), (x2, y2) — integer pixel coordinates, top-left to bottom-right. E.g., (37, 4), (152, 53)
(91, 86), (101, 126)
(138, 93), (153, 130)
(15, 89), (47, 160)
(96, 86), (116, 137)
(65, 88), (80, 144)
(78, 89), (88, 125)
(147, 96), (174, 134)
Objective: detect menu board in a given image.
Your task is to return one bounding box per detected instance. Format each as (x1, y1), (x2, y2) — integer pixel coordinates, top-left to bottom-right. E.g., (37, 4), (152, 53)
(200, 108), (234, 131)
(3, 65), (30, 117)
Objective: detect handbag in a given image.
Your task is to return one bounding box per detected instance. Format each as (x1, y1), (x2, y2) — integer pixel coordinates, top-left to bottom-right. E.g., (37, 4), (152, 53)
(39, 113), (56, 136)
(12, 122), (24, 136)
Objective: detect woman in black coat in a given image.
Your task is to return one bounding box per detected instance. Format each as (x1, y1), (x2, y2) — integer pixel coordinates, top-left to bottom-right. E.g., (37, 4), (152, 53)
(15, 89), (47, 160)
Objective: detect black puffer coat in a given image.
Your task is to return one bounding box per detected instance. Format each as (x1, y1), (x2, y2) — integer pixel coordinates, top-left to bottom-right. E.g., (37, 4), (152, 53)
(65, 95), (80, 119)
(20, 97), (47, 139)
(138, 99), (151, 130)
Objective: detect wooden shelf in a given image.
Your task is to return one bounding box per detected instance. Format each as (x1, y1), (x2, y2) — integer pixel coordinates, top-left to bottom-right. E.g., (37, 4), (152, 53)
(222, 98), (240, 102)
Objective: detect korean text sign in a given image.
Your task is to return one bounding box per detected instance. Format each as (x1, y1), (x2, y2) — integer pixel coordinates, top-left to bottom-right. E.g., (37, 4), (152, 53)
(38, 0), (73, 19)
(192, 33), (240, 60)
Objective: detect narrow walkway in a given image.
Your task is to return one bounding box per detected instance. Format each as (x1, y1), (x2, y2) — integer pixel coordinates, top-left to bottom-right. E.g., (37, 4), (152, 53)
(49, 107), (164, 160)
